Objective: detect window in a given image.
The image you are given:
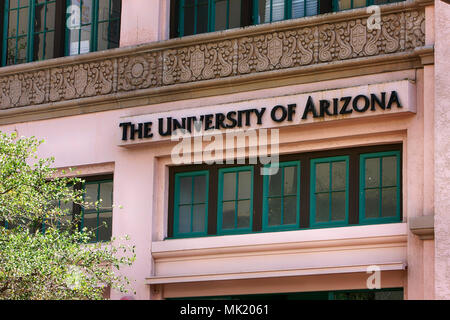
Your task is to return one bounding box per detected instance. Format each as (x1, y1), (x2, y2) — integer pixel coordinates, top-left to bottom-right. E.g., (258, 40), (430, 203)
(262, 161), (300, 231)
(217, 166), (253, 234)
(171, 0), (404, 37)
(66, 0), (121, 56)
(310, 156), (349, 228)
(2, 0), (65, 66)
(1, 0), (121, 66)
(173, 171), (209, 237)
(46, 175), (114, 242)
(359, 151), (401, 224)
(82, 178), (113, 242)
(168, 145), (402, 239)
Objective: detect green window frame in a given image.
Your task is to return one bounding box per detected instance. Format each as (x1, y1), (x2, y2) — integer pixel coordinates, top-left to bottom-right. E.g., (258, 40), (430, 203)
(65, 0), (122, 56)
(217, 166), (253, 235)
(81, 178), (113, 242)
(310, 156), (349, 228)
(2, 0), (59, 66)
(262, 161), (300, 231)
(359, 151), (401, 224)
(173, 170), (209, 238)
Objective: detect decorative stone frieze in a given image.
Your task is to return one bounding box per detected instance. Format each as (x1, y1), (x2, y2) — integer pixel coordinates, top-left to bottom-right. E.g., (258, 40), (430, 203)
(0, 3), (426, 111)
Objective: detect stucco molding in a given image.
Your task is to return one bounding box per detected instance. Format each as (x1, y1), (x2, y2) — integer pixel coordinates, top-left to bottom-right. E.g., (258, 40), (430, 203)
(409, 214), (435, 240)
(0, 2), (426, 122)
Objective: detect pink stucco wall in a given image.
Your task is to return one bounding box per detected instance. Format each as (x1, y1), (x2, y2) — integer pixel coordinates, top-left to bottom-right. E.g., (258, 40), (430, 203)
(434, 0), (450, 300)
(120, 0), (170, 47)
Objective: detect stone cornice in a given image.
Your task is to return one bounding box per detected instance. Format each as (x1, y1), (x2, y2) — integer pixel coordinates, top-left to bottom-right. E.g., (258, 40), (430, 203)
(0, 1), (428, 124)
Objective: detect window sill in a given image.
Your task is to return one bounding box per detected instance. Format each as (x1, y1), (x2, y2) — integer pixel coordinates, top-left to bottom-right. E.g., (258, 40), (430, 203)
(153, 222), (407, 258)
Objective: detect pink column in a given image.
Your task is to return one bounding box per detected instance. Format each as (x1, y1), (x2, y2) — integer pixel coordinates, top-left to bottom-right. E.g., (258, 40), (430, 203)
(434, 0), (450, 300)
(120, 0), (170, 47)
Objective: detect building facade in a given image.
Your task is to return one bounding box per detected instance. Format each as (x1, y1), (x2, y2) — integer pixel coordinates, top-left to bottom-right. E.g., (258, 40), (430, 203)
(0, 0), (449, 300)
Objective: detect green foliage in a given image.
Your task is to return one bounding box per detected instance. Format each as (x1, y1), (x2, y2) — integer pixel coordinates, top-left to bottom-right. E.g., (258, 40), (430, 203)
(0, 131), (135, 300)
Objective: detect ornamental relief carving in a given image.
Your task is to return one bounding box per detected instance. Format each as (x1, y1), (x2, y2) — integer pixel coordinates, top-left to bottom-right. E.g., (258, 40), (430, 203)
(0, 8), (425, 110)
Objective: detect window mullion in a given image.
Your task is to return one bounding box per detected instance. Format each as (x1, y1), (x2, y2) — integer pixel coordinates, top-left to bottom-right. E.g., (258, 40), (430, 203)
(27, 0), (35, 63)
(378, 157), (383, 218)
(92, 0), (99, 53)
(328, 162), (332, 222)
(190, 176), (195, 233)
(2, 0), (10, 66)
(280, 166), (285, 225)
(234, 172), (239, 229)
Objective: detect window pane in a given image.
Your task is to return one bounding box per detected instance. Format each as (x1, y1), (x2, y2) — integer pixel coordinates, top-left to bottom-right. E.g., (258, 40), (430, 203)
(8, 10), (18, 37)
(257, 0), (266, 23)
(83, 212), (97, 238)
(284, 166), (297, 195)
(338, 0), (352, 10)
(16, 37), (28, 63)
(99, 181), (113, 209)
(305, 0), (318, 16)
(98, 0), (110, 21)
(283, 196), (297, 225)
(85, 183), (98, 205)
(381, 187), (397, 217)
(238, 171), (252, 199)
(315, 162), (329, 192)
(111, 0), (121, 19)
(193, 175), (207, 203)
(97, 21), (109, 51)
(229, 0), (241, 29)
(331, 191), (345, 221)
(192, 204), (206, 232)
(292, 0), (305, 18)
(331, 161), (346, 191)
(222, 201), (235, 229)
(268, 168), (282, 196)
(382, 156), (397, 186)
(223, 172), (236, 201)
(6, 38), (16, 65)
(237, 200), (250, 228)
(98, 211), (112, 241)
(108, 18), (121, 48)
(179, 176), (192, 205)
(46, 2), (56, 30)
(365, 158), (380, 188)
(271, 0), (285, 22)
(316, 193), (329, 222)
(18, 7), (29, 36)
(81, 0), (93, 24)
(365, 189), (380, 218)
(215, 0), (227, 31)
(196, 0), (209, 34)
(10, 0), (19, 9)
(178, 205), (191, 233)
(34, 3), (45, 33)
(33, 33), (45, 60)
(268, 197), (281, 226)
(44, 31), (55, 60)
(353, 0), (367, 8)
(183, 0), (195, 36)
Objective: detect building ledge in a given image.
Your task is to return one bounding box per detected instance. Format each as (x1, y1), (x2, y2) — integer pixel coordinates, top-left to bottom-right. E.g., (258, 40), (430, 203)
(146, 262), (406, 285)
(409, 215), (434, 240)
